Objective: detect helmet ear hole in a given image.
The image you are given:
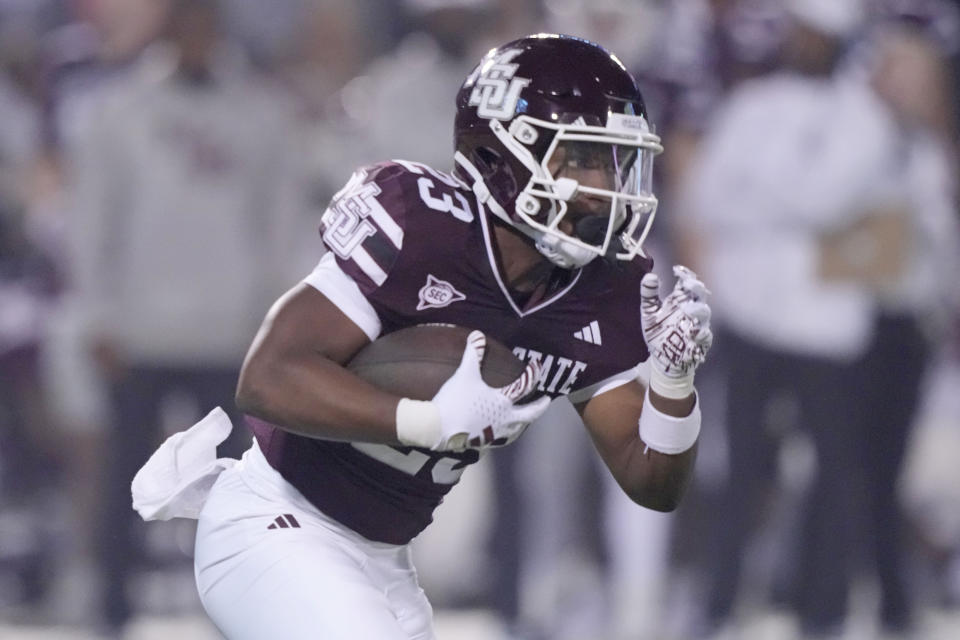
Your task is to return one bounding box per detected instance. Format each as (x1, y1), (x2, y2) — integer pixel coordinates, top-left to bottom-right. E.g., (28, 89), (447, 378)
(461, 144), (519, 212)
(475, 146), (503, 173)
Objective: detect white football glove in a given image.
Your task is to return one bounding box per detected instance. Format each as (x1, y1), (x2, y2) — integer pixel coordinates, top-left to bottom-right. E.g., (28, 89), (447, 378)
(640, 265), (713, 399)
(396, 331), (551, 451)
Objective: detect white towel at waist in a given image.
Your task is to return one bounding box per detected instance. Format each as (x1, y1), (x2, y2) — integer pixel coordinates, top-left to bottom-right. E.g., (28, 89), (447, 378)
(131, 406), (238, 521)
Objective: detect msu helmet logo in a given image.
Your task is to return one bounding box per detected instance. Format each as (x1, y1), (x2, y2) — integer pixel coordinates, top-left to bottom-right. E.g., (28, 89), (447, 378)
(467, 48), (530, 120)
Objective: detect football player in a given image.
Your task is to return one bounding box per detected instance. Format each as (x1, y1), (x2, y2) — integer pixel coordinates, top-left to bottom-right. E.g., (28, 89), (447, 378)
(133, 34), (712, 639)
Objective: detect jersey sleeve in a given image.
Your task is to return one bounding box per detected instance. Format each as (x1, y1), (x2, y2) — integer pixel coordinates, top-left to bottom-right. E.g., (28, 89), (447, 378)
(307, 162), (423, 338)
(302, 252), (381, 341)
(318, 162), (410, 296)
(566, 361), (645, 405)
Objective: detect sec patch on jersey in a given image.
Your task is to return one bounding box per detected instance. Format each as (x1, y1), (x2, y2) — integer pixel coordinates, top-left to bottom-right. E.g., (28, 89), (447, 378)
(347, 324), (525, 400)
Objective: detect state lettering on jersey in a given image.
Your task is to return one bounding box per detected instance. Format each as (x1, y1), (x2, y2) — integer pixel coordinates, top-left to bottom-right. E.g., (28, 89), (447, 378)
(467, 48), (531, 120)
(512, 346), (588, 396)
(416, 274), (466, 311)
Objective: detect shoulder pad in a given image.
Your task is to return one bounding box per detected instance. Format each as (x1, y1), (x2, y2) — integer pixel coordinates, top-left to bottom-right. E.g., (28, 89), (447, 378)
(319, 163), (410, 292)
(319, 160), (476, 293)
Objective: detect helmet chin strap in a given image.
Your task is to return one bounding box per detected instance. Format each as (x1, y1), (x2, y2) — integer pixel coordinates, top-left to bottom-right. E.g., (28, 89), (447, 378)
(454, 151), (509, 222)
(454, 149), (545, 242)
(454, 150), (598, 270)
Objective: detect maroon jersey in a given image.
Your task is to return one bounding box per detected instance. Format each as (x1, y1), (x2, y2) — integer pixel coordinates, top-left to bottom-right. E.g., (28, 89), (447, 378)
(250, 160), (652, 544)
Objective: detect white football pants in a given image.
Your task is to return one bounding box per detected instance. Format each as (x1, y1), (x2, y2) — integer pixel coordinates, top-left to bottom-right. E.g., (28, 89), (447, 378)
(194, 442), (436, 640)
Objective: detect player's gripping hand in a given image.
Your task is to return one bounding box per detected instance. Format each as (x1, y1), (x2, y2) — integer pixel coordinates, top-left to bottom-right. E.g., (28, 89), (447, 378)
(640, 265), (713, 399)
(396, 331), (551, 451)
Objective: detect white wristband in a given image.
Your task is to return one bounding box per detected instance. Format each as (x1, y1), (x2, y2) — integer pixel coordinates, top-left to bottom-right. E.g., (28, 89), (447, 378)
(638, 386), (701, 455)
(648, 366), (695, 399)
(396, 398), (441, 449)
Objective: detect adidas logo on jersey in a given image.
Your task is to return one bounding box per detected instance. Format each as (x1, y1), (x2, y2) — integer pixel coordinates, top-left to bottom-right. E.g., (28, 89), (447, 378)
(573, 321), (602, 345)
(267, 514), (301, 530)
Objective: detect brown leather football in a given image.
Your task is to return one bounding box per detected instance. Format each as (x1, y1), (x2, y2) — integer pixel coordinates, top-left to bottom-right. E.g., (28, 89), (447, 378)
(347, 324), (525, 401)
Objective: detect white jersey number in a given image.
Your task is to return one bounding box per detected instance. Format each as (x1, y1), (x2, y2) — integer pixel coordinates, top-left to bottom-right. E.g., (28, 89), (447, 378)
(351, 442), (478, 485)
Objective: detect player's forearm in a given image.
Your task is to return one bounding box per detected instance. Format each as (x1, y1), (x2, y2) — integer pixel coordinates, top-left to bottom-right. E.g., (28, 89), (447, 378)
(620, 387), (699, 510)
(648, 388), (696, 416)
(583, 382), (699, 511)
(618, 439), (698, 512)
(235, 351), (403, 444)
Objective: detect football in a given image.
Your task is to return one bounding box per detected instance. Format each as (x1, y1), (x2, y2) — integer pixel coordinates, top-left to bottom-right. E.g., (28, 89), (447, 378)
(347, 324), (526, 400)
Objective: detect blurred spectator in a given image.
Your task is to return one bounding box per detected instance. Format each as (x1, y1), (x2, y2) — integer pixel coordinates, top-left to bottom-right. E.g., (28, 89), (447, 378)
(900, 332), (960, 610)
(340, 0), (501, 171)
(678, 1), (960, 638)
(869, 2), (960, 141)
(872, 0), (960, 139)
(629, 8), (786, 630)
(845, 18), (960, 636)
(277, 0), (375, 118)
(66, 0), (305, 632)
(234, 0), (383, 312)
(0, 207), (61, 614)
(279, 0), (382, 215)
(216, 0), (305, 69)
(543, 0), (662, 68)
(14, 2), (175, 626)
(0, 5), (61, 608)
(634, 0), (784, 256)
(40, 0), (172, 155)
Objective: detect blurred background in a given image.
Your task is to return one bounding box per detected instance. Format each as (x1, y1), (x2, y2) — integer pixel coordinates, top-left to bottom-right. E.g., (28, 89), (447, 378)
(1, 0), (959, 639)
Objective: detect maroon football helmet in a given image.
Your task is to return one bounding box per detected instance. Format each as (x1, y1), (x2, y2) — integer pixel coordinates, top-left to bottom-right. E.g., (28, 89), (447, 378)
(454, 34), (663, 268)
